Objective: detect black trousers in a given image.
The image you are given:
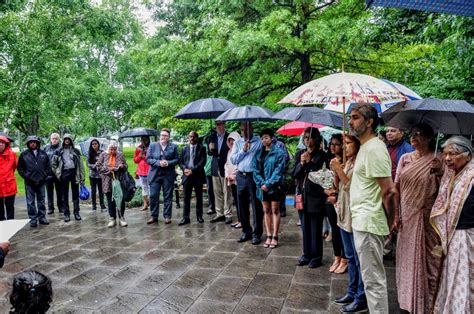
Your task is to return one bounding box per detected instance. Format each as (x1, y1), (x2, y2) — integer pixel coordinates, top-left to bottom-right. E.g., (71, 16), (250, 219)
(182, 179), (203, 219)
(90, 177), (105, 208)
(301, 210), (325, 263)
(325, 203), (345, 258)
(46, 176), (62, 211)
(236, 172), (263, 238)
(231, 184), (240, 221)
(60, 169), (79, 215)
(106, 192), (125, 219)
(206, 175), (215, 210)
(0, 195), (15, 220)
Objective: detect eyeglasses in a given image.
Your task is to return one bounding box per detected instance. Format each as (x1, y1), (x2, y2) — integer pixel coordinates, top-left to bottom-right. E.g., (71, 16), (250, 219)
(409, 131), (424, 138)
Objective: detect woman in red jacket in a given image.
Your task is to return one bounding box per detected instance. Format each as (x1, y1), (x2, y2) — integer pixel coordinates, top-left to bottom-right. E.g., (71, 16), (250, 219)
(134, 136), (151, 211)
(0, 135), (18, 220)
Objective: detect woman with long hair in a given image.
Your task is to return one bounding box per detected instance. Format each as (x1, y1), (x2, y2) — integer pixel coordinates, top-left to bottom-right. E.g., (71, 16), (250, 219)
(134, 135), (151, 211)
(87, 139), (106, 211)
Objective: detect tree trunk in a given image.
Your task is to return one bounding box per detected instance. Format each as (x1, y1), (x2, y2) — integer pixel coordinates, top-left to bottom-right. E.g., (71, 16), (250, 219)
(27, 114), (40, 135)
(300, 53), (312, 83)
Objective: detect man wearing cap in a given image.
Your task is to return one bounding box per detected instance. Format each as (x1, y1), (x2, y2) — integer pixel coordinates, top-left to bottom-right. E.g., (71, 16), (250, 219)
(44, 133), (63, 214)
(52, 134), (85, 222)
(17, 136), (52, 227)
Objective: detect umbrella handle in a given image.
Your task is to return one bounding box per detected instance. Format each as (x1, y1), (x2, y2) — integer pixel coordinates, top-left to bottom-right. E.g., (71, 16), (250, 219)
(434, 131), (440, 156)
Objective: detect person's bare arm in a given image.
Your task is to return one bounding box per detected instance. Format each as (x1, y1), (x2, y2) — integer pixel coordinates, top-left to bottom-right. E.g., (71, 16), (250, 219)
(376, 177), (399, 232)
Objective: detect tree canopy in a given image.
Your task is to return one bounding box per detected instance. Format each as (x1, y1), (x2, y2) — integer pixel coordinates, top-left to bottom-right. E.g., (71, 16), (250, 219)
(1, 0), (472, 140)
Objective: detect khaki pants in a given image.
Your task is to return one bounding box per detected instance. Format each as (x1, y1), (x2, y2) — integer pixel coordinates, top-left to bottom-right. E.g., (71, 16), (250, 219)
(353, 230), (389, 313)
(212, 176), (232, 218)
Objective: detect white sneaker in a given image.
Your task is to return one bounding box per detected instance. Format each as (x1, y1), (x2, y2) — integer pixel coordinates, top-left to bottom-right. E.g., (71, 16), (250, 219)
(107, 219), (116, 228)
(119, 218), (128, 227)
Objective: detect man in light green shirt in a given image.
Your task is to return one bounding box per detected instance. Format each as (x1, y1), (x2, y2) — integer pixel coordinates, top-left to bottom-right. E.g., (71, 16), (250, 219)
(348, 103), (399, 314)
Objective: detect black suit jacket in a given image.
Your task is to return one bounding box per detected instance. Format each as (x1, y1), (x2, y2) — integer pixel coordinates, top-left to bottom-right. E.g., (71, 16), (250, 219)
(207, 132), (229, 177)
(179, 143), (207, 185)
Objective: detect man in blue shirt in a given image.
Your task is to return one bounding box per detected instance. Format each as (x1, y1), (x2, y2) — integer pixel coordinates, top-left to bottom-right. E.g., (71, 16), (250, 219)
(231, 122), (263, 244)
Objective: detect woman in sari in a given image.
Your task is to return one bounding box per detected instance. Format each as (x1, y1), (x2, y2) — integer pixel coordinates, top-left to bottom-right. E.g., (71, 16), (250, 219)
(394, 123), (443, 313)
(431, 136), (473, 313)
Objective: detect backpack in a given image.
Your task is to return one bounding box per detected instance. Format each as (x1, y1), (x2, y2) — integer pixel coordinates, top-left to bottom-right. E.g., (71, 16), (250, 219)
(120, 171), (137, 202)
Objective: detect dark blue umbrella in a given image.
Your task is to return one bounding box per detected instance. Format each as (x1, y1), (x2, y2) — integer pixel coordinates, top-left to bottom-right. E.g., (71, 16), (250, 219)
(174, 98), (236, 119)
(119, 127), (158, 139)
(215, 105), (275, 122)
(366, 0), (474, 17)
(273, 107), (344, 128)
(381, 98), (474, 134)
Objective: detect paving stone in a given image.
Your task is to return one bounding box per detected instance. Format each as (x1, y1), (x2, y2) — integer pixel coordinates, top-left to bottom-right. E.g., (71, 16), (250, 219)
(72, 282), (124, 309)
(234, 296), (284, 313)
(222, 257), (265, 278)
(100, 252), (138, 268)
(245, 273), (292, 299)
(262, 256), (298, 275)
(147, 287), (202, 312)
(211, 239), (244, 253)
(98, 292), (155, 312)
(81, 247), (123, 261)
(187, 299), (237, 313)
(177, 242), (216, 255)
(131, 271), (180, 295)
(138, 249), (176, 264)
(107, 264), (152, 283)
(194, 252), (236, 269)
(46, 249), (91, 263)
(65, 266), (116, 287)
(283, 283), (329, 311)
(51, 285), (87, 307)
(173, 267), (221, 291)
(201, 277), (252, 302)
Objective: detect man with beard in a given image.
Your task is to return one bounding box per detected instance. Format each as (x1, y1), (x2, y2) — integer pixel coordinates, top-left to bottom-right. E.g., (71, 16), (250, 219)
(17, 136), (52, 227)
(44, 133), (63, 214)
(386, 127), (414, 180)
(347, 103), (398, 313)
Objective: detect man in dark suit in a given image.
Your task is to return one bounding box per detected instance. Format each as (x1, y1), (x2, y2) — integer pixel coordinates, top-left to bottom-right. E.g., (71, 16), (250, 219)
(208, 121), (232, 223)
(146, 128), (179, 225)
(178, 131), (207, 225)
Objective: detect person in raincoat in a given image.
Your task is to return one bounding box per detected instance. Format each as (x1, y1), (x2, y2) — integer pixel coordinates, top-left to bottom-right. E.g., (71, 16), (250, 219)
(0, 135), (17, 220)
(96, 141), (128, 228)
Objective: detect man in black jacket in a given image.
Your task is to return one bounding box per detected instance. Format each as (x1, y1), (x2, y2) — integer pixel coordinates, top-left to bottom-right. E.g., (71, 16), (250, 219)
(17, 136), (52, 227)
(178, 131), (207, 225)
(208, 121), (232, 223)
(0, 242), (9, 268)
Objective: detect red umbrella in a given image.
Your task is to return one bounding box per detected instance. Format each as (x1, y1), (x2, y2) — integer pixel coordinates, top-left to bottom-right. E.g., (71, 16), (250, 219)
(277, 121), (324, 136)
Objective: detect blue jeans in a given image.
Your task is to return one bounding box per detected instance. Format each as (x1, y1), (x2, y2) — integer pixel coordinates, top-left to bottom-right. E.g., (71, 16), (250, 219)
(340, 228), (366, 303)
(26, 183), (46, 222)
(149, 176), (174, 219)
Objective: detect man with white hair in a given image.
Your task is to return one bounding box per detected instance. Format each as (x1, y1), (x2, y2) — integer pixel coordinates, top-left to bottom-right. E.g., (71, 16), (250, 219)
(44, 133), (63, 214)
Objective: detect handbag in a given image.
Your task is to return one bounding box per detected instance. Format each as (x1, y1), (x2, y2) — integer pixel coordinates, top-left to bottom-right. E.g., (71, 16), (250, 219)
(294, 194), (304, 211)
(79, 184), (90, 201)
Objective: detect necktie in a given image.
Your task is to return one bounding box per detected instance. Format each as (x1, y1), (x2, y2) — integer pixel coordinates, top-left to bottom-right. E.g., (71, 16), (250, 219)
(189, 146), (195, 168)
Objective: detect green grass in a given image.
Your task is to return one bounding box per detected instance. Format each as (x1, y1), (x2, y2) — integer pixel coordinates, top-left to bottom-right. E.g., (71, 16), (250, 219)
(15, 147), (138, 197)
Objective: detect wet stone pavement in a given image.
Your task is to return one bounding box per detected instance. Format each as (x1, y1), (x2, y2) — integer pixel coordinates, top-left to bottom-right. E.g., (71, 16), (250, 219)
(0, 198), (399, 313)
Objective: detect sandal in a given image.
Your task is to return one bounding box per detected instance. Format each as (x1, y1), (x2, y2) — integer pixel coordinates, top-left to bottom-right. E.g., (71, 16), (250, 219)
(231, 221), (240, 227)
(269, 236), (279, 249)
(263, 236), (272, 248)
(234, 223), (242, 229)
(334, 258), (348, 274)
(329, 256), (341, 273)
(296, 220), (301, 226)
(140, 206), (149, 211)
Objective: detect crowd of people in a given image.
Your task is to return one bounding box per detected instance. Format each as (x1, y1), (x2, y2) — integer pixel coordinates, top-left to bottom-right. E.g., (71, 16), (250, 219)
(0, 103), (472, 313)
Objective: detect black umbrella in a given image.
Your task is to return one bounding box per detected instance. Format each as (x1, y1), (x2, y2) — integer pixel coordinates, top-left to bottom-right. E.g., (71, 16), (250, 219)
(381, 98), (474, 135)
(366, 0), (473, 17)
(215, 105), (275, 122)
(119, 127), (158, 139)
(174, 98), (237, 120)
(272, 107), (344, 128)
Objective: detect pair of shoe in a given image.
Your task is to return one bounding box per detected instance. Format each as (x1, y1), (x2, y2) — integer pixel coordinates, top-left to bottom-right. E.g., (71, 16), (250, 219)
(297, 256), (310, 266)
(308, 258), (322, 268)
(30, 220), (38, 228)
(108, 218), (128, 228)
(224, 217), (233, 224)
(206, 209), (216, 215)
(39, 219), (49, 225)
(263, 236), (279, 249)
(147, 218), (158, 225)
(140, 205), (149, 211)
(178, 218), (190, 226)
(74, 212), (82, 221)
(92, 206), (97, 211)
(197, 217), (204, 223)
(64, 215), (71, 223)
(47, 208), (54, 215)
(164, 218), (172, 224)
(338, 298), (368, 313)
(237, 234), (252, 243)
(251, 236), (261, 245)
(210, 215), (225, 223)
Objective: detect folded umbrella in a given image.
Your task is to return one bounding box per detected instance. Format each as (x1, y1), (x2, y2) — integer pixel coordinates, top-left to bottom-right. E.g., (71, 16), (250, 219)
(381, 98), (474, 134)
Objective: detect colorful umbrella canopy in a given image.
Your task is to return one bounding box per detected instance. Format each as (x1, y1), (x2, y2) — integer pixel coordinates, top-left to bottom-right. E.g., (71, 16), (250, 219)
(277, 121), (324, 136)
(174, 98), (236, 119)
(279, 72), (406, 108)
(381, 98), (474, 134)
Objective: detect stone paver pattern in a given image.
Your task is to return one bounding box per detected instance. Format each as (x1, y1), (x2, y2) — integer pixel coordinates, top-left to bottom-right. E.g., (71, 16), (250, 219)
(0, 198), (399, 313)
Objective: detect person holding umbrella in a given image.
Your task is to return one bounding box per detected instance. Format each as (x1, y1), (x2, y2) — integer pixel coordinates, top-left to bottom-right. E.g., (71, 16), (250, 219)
(134, 136), (151, 211)
(0, 135), (17, 221)
(96, 141), (128, 227)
